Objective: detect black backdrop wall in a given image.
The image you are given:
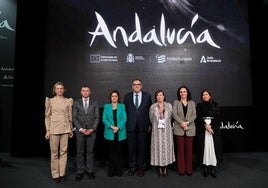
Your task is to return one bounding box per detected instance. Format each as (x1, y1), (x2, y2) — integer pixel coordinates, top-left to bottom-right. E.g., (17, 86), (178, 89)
(10, 0), (267, 158)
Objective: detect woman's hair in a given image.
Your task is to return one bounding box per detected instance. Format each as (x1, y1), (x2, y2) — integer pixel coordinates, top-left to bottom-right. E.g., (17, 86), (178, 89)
(109, 90), (120, 102)
(52, 82), (65, 95)
(176, 85), (192, 101)
(200, 89), (213, 101)
(154, 89), (166, 102)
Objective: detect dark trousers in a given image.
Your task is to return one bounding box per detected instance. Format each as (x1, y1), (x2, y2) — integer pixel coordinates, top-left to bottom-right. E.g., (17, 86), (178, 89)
(176, 135), (193, 174)
(127, 130), (148, 169)
(75, 132), (96, 173)
(107, 139), (124, 175)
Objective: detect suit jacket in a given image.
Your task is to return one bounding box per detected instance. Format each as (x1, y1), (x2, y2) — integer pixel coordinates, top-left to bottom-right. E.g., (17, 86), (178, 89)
(123, 91), (152, 132)
(102, 103), (127, 141)
(72, 98), (100, 133)
(45, 97), (73, 134)
(172, 99), (196, 136)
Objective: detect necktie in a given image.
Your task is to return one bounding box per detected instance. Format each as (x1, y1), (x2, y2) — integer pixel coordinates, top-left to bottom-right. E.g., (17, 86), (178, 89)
(135, 94), (139, 109)
(84, 99), (88, 113)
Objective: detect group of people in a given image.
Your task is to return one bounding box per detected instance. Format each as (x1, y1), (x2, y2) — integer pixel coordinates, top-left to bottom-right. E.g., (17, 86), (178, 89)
(44, 79), (222, 183)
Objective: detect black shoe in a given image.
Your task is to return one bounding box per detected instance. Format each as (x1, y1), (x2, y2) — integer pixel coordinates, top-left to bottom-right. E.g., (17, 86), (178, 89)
(203, 166), (208, 177)
(108, 172), (115, 177)
(59, 176), (65, 182)
(210, 166), (217, 178)
(116, 171), (123, 177)
(88, 172), (95, 180)
(75, 173), (83, 182)
(187, 173), (192, 176)
(53, 177), (60, 183)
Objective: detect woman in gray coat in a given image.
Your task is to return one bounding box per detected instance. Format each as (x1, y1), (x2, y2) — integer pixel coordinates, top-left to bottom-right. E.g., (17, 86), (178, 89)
(173, 86), (196, 176)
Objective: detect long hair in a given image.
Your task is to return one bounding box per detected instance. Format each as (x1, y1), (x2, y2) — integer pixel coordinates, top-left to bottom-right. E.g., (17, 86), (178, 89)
(176, 85), (192, 101)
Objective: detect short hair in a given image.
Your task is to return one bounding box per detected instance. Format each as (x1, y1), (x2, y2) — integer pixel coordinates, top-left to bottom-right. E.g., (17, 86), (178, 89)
(132, 78), (142, 84)
(154, 89), (166, 102)
(52, 82), (65, 95)
(109, 90), (121, 102)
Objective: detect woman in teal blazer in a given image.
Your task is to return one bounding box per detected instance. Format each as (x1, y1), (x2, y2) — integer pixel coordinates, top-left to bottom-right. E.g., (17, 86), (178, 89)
(102, 90), (127, 177)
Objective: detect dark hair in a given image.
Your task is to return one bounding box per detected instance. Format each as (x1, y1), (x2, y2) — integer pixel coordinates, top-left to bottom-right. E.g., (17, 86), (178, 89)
(132, 78), (142, 84)
(154, 89), (166, 102)
(176, 85), (192, 101)
(109, 90), (121, 102)
(200, 89), (213, 102)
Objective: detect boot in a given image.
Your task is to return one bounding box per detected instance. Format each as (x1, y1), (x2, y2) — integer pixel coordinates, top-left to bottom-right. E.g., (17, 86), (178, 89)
(203, 165), (208, 177)
(210, 166), (217, 178)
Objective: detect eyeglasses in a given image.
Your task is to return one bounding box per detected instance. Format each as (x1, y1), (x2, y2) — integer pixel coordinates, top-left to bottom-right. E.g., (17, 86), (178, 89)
(132, 84), (142, 86)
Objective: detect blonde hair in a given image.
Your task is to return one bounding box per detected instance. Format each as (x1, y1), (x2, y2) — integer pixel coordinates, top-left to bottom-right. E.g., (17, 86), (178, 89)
(52, 82), (65, 95)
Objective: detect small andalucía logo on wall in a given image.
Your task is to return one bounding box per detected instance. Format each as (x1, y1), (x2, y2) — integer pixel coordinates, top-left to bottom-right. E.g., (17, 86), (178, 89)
(220, 121), (244, 129)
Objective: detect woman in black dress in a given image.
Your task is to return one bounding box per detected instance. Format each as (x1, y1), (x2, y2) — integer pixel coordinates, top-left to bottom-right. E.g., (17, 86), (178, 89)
(196, 89), (223, 178)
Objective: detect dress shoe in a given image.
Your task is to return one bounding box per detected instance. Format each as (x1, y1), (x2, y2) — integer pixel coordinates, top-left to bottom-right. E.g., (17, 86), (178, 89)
(138, 168), (145, 177)
(53, 177), (60, 183)
(88, 172), (95, 180)
(127, 168), (135, 176)
(116, 171), (123, 177)
(210, 166), (217, 178)
(160, 167), (167, 178)
(203, 166), (208, 177)
(108, 172), (115, 177)
(75, 173), (83, 182)
(187, 173), (192, 176)
(159, 167), (164, 177)
(59, 176), (65, 182)
(179, 173), (185, 176)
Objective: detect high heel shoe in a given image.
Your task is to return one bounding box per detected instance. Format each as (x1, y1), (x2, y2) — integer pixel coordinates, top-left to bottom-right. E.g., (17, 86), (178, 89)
(210, 166), (217, 178)
(159, 167), (163, 177)
(163, 167), (168, 177)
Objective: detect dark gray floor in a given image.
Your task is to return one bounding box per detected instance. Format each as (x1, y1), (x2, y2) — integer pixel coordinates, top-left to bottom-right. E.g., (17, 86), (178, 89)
(0, 152), (268, 188)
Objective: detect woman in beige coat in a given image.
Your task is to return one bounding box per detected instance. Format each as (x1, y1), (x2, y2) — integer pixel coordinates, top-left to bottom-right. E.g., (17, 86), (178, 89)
(45, 82), (73, 183)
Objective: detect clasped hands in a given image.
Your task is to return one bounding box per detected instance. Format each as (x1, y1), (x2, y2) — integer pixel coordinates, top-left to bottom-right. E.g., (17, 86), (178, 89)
(205, 124), (214, 134)
(80, 128), (94, 135)
(180, 121), (189, 131)
(110, 125), (119, 133)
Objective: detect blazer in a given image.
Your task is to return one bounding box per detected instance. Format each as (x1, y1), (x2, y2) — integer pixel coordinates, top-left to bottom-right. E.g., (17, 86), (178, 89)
(123, 91), (152, 132)
(45, 97), (73, 134)
(102, 103), (127, 141)
(172, 99), (196, 136)
(72, 98), (100, 133)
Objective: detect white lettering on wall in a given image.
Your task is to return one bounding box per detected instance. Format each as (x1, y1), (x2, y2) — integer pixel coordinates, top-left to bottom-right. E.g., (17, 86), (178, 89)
(88, 12), (220, 49)
(220, 121), (244, 130)
(0, 11), (15, 32)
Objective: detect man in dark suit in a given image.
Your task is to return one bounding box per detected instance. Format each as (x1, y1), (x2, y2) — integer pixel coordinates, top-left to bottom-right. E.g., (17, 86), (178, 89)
(123, 78), (152, 177)
(72, 86), (99, 181)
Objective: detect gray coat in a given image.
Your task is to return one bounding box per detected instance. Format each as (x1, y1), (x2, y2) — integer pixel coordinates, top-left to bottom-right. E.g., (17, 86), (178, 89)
(172, 100), (196, 136)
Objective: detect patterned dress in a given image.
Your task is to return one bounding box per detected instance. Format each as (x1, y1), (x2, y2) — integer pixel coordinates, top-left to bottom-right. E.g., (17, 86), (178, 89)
(149, 102), (175, 166)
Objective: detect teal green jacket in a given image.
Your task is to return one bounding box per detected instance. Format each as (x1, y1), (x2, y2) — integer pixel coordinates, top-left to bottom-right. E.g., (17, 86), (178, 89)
(102, 103), (127, 141)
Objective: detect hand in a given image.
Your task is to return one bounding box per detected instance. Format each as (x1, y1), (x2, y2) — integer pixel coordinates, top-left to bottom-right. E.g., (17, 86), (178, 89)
(205, 125), (214, 134)
(87, 128), (94, 134)
(110, 126), (119, 133)
(45, 131), (50, 140)
(69, 130), (73, 138)
(148, 125), (152, 132)
(180, 121), (188, 128)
